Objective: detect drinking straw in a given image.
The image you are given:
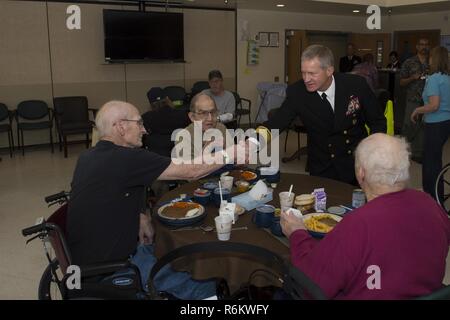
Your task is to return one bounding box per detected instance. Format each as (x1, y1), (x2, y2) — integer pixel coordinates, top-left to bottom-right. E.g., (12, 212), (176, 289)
(219, 181), (223, 202)
(288, 184), (293, 198)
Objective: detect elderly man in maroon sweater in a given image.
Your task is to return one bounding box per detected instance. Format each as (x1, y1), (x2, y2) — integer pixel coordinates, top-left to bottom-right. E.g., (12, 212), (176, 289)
(281, 133), (450, 299)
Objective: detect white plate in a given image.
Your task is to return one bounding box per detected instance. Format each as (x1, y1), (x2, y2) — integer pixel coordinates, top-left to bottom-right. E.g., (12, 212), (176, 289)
(157, 202), (205, 220)
(303, 213), (343, 236)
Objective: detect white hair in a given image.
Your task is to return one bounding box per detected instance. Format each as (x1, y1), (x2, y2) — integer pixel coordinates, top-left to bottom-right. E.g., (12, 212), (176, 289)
(301, 44), (334, 69)
(355, 134), (410, 187)
(95, 100), (134, 138)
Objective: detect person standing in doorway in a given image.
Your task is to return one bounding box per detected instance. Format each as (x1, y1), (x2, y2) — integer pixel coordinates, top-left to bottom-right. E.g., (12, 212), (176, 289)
(400, 38), (430, 164)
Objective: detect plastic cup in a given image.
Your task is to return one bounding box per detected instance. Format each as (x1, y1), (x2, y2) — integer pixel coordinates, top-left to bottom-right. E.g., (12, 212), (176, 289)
(220, 176), (234, 191)
(279, 191), (295, 211)
(215, 215), (233, 241)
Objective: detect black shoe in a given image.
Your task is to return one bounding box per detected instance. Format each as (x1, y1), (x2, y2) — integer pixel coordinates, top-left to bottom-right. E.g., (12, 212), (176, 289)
(411, 156), (423, 164)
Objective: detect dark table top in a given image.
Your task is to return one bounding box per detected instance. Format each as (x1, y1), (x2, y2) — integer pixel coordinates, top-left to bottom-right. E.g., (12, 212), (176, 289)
(153, 172), (354, 291)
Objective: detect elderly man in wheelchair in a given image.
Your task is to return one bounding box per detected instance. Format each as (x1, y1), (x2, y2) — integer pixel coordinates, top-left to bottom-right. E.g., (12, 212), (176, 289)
(21, 100), (250, 300)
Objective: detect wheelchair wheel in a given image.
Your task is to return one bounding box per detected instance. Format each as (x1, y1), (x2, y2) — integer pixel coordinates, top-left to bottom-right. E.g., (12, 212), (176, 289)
(435, 163), (450, 215)
(38, 259), (63, 300)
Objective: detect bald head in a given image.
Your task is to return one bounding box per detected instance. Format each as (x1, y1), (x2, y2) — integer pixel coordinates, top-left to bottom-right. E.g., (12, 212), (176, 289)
(190, 93), (216, 113)
(95, 100), (137, 138)
(355, 133), (410, 187)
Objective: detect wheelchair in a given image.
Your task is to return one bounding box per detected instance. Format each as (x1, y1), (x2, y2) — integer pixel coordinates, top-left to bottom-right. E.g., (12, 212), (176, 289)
(435, 163), (450, 215)
(22, 191), (149, 300)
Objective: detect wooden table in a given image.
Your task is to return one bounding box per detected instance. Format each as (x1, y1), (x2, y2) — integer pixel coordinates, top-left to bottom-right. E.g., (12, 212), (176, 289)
(153, 172), (354, 291)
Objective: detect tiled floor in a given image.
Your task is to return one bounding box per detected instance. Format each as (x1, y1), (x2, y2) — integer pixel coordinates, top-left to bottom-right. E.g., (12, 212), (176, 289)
(0, 132), (449, 299)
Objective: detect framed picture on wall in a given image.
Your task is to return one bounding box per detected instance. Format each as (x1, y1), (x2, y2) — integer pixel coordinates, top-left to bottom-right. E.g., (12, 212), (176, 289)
(268, 32), (279, 47)
(258, 32), (269, 47)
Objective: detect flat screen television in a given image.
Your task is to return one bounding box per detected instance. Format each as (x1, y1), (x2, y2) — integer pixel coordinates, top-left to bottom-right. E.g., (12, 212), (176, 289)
(103, 9), (184, 62)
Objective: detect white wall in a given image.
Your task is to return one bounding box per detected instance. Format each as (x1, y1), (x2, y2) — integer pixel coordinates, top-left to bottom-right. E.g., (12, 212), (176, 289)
(385, 11), (450, 34)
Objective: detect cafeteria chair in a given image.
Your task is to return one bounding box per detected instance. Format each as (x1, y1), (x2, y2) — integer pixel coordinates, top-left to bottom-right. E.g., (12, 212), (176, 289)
(232, 91), (252, 128)
(15, 100), (54, 155)
(0, 103), (14, 157)
(53, 96), (95, 158)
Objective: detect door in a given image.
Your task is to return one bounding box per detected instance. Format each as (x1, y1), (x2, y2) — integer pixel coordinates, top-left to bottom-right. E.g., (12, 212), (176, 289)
(350, 33), (391, 68)
(285, 30), (308, 85)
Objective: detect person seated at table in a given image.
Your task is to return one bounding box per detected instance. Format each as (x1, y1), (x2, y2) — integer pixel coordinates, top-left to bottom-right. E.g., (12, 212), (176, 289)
(142, 89), (190, 157)
(174, 93), (235, 165)
(67, 100), (247, 300)
(281, 133), (450, 299)
(202, 70), (236, 124)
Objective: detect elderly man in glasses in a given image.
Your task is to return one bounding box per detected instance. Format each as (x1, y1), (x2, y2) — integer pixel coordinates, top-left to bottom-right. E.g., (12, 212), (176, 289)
(175, 93), (234, 163)
(67, 100), (247, 300)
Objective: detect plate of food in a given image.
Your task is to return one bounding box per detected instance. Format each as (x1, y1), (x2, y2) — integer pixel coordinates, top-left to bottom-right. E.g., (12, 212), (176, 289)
(157, 201), (206, 227)
(303, 213), (342, 238)
(228, 170), (258, 183)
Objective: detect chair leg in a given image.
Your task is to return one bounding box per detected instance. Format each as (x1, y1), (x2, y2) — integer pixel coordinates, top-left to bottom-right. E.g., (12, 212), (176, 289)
(63, 136), (68, 158)
(8, 130), (13, 158)
(248, 113), (252, 128)
(17, 125), (20, 151)
(21, 130), (25, 156)
(58, 132), (62, 152)
(284, 130), (289, 152)
(10, 129), (14, 152)
(50, 128), (54, 153)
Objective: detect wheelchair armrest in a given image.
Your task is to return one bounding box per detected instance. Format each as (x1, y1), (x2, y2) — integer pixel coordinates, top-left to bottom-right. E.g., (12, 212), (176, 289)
(80, 260), (139, 278)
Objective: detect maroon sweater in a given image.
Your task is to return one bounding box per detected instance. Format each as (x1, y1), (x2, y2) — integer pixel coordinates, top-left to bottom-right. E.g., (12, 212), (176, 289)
(289, 189), (450, 299)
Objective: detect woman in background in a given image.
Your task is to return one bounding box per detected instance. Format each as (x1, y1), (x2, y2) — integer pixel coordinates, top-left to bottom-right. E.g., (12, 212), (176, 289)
(411, 46), (450, 202)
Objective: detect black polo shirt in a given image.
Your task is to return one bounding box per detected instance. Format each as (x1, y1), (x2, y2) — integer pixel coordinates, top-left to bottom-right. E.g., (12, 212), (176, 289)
(66, 140), (171, 266)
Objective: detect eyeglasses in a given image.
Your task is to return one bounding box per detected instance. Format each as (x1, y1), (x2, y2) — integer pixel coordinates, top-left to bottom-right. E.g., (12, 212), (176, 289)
(193, 110), (218, 118)
(121, 119), (144, 127)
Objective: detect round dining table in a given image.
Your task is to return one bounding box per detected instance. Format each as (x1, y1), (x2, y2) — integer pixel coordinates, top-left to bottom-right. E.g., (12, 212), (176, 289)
(152, 172), (355, 292)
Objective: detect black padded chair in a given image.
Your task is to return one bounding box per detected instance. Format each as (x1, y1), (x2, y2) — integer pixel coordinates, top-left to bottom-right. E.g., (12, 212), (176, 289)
(162, 86), (188, 110)
(190, 81), (210, 101)
(0, 103), (14, 158)
(375, 88), (390, 115)
(15, 100), (54, 156)
(232, 92), (252, 128)
(142, 106), (189, 157)
(53, 96), (95, 158)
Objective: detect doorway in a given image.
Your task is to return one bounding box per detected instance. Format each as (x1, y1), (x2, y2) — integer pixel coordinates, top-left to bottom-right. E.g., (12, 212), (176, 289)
(285, 30), (351, 85)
